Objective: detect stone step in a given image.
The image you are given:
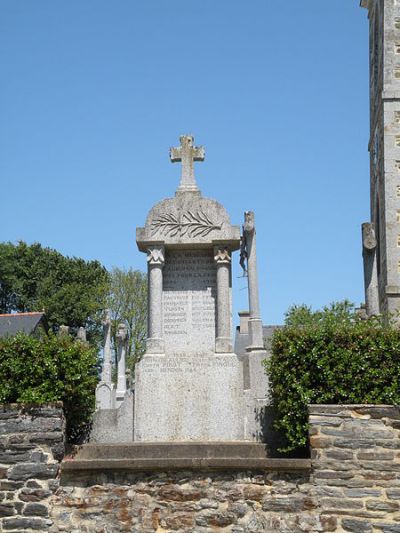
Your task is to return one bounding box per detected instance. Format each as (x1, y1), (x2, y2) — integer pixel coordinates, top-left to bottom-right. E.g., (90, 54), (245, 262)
(73, 442), (270, 460)
(60, 442), (311, 484)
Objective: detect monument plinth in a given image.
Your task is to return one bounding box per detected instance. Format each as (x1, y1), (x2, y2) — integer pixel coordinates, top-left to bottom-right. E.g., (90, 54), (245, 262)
(134, 135), (244, 442)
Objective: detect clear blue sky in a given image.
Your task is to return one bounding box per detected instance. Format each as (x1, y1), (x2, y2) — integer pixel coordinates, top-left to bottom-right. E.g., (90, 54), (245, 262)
(1, 1), (369, 325)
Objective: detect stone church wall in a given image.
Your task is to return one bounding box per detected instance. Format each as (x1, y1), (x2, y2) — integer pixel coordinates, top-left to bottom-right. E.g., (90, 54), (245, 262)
(1, 403), (400, 532)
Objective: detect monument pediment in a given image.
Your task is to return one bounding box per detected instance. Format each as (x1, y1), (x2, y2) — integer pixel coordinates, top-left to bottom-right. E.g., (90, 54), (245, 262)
(136, 193), (240, 250)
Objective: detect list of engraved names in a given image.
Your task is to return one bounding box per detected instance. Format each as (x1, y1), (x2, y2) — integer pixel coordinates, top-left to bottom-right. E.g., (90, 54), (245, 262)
(163, 250), (216, 355)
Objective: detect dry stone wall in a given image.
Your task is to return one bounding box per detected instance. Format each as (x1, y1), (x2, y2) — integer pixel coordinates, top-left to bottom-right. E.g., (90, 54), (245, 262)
(1, 404), (400, 532)
(309, 404), (400, 533)
(0, 403), (64, 531)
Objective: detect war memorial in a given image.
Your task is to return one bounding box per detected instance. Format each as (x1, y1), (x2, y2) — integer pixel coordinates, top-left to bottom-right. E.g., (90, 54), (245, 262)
(1, 1), (400, 531)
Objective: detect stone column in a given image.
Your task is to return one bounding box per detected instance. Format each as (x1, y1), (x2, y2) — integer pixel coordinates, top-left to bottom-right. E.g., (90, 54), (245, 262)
(362, 223), (380, 316)
(101, 311), (112, 383)
(244, 211), (264, 351)
(214, 246), (232, 353)
(116, 323), (128, 406)
(96, 311), (115, 410)
(146, 246), (165, 354)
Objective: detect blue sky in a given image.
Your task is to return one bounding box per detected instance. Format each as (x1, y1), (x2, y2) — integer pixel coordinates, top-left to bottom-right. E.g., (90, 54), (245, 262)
(1, 1), (369, 325)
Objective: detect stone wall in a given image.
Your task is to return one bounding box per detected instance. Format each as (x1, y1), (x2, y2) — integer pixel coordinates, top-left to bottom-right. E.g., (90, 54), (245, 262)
(1, 404), (400, 532)
(0, 403), (64, 532)
(309, 404), (400, 533)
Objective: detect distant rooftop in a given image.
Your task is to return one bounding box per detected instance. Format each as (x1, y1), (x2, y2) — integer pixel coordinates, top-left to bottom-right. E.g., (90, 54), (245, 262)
(0, 312), (48, 338)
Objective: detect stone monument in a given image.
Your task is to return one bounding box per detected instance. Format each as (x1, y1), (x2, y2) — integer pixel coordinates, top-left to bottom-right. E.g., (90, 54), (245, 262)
(134, 135), (245, 441)
(91, 315), (134, 443)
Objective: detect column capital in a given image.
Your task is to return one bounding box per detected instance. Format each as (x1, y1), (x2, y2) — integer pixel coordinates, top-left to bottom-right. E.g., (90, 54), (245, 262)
(214, 246), (231, 264)
(147, 246), (165, 266)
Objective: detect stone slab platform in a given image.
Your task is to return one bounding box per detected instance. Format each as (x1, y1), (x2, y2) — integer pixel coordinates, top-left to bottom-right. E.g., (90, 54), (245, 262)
(61, 442), (311, 482)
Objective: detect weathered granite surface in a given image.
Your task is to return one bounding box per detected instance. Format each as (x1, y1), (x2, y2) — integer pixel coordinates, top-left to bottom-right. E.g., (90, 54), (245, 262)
(361, 0), (400, 316)
(134, 136), (244, 442)
(3, 403), (400, 532)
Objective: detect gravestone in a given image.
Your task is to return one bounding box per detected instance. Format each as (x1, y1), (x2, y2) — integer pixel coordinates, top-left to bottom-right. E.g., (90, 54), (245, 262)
(91, 314), (134, 443)
(134, 135), (245, 441)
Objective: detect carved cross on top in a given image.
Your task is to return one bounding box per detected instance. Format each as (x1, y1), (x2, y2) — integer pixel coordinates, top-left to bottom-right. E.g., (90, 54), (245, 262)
(170, 135), (205, 192)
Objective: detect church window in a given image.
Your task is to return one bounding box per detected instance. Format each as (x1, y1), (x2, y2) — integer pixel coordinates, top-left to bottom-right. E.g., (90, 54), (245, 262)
(396, 44), (400, 54)
(395, 161), (400, 171)
(395, 136), (400, 147)
(397, 261), (400, 273)
(395, 111), (400, 123)
(397, 236), (400, 247)
(397, 185), (400, 197)
(396, 18), (400, 30)
(397, 210), (400, 223)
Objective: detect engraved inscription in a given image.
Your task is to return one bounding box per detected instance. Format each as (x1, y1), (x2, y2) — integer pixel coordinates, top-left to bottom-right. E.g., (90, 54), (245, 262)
(141, 356), (237, 375)
(163, 250), (216, 355)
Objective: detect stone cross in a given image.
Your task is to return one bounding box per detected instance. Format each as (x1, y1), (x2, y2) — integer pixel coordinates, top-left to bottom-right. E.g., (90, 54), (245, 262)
(116, 322), (129, 406)
(170, 135), (205, 192)
(101, 311), (112, 384)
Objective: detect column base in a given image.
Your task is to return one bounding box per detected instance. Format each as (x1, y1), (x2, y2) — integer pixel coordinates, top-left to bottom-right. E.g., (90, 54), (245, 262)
(146, 338), (165, 354)
(246, 318), (264, 351)
(215, 337), (233, 353)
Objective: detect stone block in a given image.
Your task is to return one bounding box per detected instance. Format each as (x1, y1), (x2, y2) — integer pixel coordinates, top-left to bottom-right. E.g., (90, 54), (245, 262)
(366, 500), (399, 512)
(320, 497), (364, 511)
(387, 488), (400, 500)
(374, 525), (400, 533)
(23, 502), (49, 517)
(134, 354), (244, 441)
(8, 463), (59, 481)
(324, 449), (354, 460)
(261, 495), (312, 512)
(344, 488), (382, 498)
(358, 451), (395, 460)
(0, 503), (16, 517)
(19, 487), (52, 502)
(342, 518), (373, 532)
(164, 512), (195, 530)
(2, 517), (52, 530)
(90, 392), (133, 443)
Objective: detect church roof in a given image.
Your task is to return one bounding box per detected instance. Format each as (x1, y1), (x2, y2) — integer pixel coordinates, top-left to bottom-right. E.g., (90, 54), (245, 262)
(234, 325), (281, 357)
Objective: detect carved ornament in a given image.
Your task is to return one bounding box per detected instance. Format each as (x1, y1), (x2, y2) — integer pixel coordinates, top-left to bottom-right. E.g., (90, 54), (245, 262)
(147, 246), (165, 265)
(214, 247), (231, 264)
(151, 211), (222, 238)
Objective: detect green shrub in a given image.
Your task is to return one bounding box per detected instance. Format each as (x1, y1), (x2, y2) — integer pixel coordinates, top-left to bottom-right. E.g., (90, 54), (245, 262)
(265, 301), (400, 453)
(0, 333), (98, 443)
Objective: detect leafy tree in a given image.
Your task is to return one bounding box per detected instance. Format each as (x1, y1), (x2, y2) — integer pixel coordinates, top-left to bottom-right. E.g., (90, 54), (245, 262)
(266, 301), (400, 453)
(107, 267), (147, 371)
(0, 241), (109, 340)
(0, 333), (98, 443)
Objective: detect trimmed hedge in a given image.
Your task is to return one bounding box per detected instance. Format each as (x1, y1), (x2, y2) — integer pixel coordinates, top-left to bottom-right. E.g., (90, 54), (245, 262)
(265, 302), (400, 452)
(0, 333), (98, 443)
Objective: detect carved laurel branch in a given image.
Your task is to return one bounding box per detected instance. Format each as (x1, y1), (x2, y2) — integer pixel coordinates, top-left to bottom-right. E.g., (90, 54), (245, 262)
(151, 210), (222, 238)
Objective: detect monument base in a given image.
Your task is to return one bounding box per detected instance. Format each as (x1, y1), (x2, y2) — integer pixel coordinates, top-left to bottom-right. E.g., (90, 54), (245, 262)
(90, 393), (134, 444)
(134, 353), (244, 442)
(61, 442), (311, 484)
